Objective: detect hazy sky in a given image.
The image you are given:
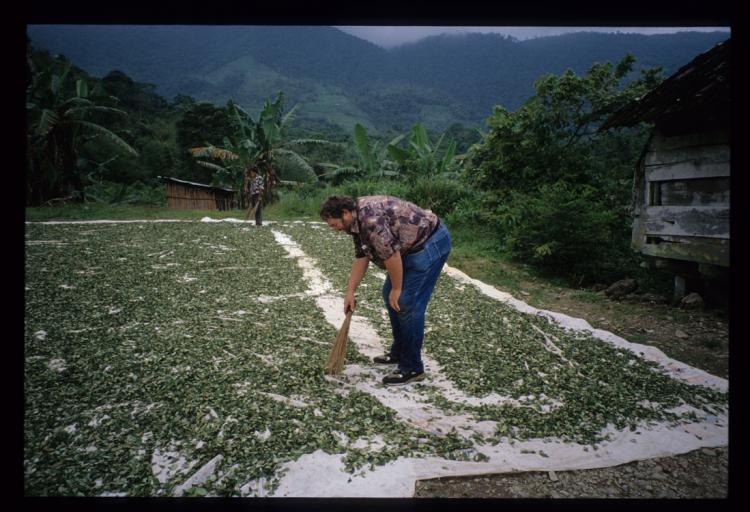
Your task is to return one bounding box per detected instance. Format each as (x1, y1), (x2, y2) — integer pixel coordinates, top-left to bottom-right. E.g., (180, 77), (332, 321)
(334, 26), (730, 49)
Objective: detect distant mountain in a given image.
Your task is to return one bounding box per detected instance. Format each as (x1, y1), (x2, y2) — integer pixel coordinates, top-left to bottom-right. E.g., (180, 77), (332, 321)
(26, 25), (729, 133)
(387, 31), (730, 121)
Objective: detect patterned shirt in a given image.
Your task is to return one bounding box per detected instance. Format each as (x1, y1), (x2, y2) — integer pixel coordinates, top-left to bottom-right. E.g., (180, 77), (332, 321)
(249, 175), (264, 195)
(350, 196), (438, 268)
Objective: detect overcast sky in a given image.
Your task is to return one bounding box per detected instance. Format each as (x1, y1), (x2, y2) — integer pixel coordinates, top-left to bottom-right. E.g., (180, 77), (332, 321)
(334, 26), (730, 49)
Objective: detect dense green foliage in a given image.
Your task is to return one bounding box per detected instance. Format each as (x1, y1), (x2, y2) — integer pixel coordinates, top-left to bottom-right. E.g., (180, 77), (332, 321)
(175, 101), (235, 183)
(458, 56), (662, 285)
(386, 122), (457, 181)
(26, 45), (139, 205)
(187, 93), (333, 206)
(25, 44), (348, 207)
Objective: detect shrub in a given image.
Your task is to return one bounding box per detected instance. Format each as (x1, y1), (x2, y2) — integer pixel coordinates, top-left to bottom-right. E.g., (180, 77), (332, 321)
(338, 178), (410, 199)
(443, 192), (499, 230)
(274, 177), (473, 219)
(499, 181), (634, 285)
(85, 180), (165, 206)
(401, 175), (470, 217)
(272, 182), (331, 218)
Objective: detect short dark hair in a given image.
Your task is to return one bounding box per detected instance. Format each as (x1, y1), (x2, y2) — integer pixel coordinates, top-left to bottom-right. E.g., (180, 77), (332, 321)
(320, 195), (356, 219)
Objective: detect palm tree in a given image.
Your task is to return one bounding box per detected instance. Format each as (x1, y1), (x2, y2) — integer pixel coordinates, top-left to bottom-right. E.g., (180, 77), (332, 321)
(26, 55), (138, 204)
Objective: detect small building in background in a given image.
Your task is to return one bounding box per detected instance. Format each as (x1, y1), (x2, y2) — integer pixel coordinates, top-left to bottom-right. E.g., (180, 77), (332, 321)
(159, 176), (237, 211)
(601, 38), (730, 302)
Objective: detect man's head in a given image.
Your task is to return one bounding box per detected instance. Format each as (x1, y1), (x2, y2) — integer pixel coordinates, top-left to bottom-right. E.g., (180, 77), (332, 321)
(320, 195), (357, 233)
(246, 164), (258, 177)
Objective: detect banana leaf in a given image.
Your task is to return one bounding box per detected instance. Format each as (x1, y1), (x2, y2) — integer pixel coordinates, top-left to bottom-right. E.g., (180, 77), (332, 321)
(73, 120), (138, 156)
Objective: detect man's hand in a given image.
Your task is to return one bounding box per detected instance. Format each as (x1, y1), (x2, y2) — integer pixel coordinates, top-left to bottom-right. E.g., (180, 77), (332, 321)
(344, 293), (356, 314)
(389, 288), (401, 312)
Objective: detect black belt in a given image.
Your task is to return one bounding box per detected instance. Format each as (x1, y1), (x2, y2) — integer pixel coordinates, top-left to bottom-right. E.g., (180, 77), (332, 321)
(407, 219), (441, 254)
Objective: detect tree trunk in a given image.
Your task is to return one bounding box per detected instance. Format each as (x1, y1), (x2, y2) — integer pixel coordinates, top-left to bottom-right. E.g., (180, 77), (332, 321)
(56, 129), (85, 202)
(259, 156), (276, 206)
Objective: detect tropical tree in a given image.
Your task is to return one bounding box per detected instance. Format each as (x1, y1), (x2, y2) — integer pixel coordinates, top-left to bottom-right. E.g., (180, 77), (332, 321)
(189, 92), (335, 206)
(26, 53), (138, 205)
(463, 54), (663, 284)
(466, 54), (661, 197)
(352, 123), (405, 178)
(386, 122), (457, 180)
(176, 102), (235, 183)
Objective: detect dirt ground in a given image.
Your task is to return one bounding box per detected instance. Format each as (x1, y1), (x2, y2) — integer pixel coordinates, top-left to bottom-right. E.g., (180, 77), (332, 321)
(415, 446), (728, 498)
(415, 275), (730, 498)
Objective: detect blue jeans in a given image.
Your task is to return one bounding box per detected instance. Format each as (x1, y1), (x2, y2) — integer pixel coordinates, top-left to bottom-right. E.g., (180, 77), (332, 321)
(382, 223), (451, 374)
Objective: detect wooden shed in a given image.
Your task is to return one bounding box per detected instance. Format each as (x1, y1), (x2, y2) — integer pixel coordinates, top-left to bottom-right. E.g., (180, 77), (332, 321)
(159, 176), (237, 211)
(601, 38), (730, 300)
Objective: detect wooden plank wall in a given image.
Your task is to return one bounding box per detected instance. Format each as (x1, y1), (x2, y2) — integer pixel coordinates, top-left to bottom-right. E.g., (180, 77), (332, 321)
(632, 130), (730, 267)
(165, 182), (235, 210)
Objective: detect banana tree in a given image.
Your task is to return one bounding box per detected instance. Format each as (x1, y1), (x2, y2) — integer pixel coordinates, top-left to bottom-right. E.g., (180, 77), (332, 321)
(188, 139), (245, 206)
(190, 92), (335, 207)
(351, 123), (404, 179)
(315, 162), (361, 185)
(26, 57), (138, 204)
(386, 122), (457, 180)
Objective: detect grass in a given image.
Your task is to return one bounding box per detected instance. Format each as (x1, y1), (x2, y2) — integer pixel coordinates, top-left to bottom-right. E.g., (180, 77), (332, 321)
(569, 289), (604, 303)
(447, 222), (571, 303)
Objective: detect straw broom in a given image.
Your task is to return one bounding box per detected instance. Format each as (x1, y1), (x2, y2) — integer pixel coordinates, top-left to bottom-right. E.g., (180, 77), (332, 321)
(325, 309), (353, 375)
(245, 200), (260, 221)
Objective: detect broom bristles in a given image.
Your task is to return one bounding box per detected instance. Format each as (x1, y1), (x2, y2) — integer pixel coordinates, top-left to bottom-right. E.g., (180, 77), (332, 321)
(245, 202), (259, 221)
(325, 310), (353, 375)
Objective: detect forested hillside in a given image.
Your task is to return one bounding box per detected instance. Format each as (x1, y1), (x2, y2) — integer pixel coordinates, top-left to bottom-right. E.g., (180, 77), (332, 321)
(386, 31), (728, 120)
(26, 25), (728, 132)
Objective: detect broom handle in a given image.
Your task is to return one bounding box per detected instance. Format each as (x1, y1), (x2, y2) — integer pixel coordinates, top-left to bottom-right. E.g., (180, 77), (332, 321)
(341, 309), (353, 329)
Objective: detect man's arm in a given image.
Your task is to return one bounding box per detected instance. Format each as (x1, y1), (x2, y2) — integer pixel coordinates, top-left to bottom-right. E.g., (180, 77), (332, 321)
(383, 251), (403, 312)
(344, 256), (369, 313)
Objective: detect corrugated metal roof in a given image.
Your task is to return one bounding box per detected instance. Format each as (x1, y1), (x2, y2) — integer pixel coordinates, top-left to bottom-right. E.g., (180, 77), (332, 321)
(600, 38), (730, 130)
(158, 176), (236, 193)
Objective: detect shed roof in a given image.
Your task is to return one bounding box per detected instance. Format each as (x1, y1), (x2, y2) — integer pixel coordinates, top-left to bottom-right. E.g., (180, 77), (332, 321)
(600, 38), (730, 130)
(158, 176), (236, 193)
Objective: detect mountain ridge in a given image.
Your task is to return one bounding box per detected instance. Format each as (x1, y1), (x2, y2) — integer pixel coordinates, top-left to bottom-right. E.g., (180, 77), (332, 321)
(26, 25), (729, 133)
